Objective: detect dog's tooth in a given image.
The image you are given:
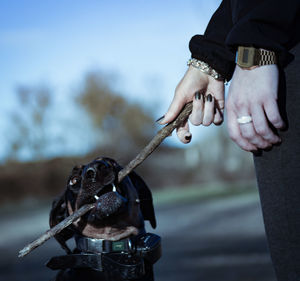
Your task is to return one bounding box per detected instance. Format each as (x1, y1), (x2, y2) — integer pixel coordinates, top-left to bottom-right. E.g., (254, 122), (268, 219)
(112, 184), (116, 192)
(94, 195), (99, 200)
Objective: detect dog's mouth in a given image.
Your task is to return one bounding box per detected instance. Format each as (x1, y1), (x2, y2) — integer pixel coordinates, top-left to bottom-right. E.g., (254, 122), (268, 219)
(93, 183), (117, 201)
(76, 180), (117, 208)
(84, 182), (128, 223)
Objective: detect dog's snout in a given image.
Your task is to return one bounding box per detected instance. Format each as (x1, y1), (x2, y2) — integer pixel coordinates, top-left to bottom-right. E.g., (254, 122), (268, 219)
(84, 161), (111, 181)
(85, 167), (97, 180)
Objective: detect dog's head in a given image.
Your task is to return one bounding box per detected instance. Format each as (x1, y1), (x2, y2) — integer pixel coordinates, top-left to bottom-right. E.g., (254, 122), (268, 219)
(50, 157), (156, 245)
(68, 157), (119, 209)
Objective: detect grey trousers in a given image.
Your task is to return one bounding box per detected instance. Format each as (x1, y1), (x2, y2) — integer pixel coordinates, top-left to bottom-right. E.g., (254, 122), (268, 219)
(254, 43), (300, 281)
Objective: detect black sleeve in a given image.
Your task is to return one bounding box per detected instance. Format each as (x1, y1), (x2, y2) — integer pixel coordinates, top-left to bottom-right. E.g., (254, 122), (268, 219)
(226, 0), (300, 67)
(189, 0), (236, 81)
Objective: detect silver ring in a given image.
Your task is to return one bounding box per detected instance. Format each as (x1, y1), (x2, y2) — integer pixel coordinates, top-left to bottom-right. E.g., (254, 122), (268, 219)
(237, 115), (252, 124)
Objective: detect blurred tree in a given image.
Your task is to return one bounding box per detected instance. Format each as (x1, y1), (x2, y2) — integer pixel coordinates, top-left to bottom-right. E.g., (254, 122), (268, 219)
(77, 71), (155, 152)
(8, 84), (53, 161)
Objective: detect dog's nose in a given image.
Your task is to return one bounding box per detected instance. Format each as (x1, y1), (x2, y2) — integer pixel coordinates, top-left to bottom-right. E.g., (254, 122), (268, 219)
(85, 167), (97, 180)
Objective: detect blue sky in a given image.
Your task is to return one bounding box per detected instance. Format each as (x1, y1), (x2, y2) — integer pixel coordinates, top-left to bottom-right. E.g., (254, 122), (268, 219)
(0, 0), (221, 161)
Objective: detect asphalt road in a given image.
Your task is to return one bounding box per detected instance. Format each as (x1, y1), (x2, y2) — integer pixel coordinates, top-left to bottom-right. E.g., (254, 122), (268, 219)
(0, 192), (276, 281)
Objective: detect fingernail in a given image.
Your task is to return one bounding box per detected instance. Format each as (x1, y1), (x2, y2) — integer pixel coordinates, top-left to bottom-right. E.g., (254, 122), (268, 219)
(206, 94), (212, 102)
(195, 91), (202, 100)
(185, 134), (192, 141)
(156, 115), (165, 123)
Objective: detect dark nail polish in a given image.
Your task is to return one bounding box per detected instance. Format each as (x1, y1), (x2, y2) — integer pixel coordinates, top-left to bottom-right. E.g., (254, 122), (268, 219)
(156, 115), (165, 123)
(207, 94), (212, 102)
(195, 91), (202, 100)
(185, 135), (192, 141)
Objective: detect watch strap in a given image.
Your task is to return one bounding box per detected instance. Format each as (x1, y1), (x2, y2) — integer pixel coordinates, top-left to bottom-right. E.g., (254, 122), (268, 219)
(258, 48), (277, 66)
(236, 46), (277, 68)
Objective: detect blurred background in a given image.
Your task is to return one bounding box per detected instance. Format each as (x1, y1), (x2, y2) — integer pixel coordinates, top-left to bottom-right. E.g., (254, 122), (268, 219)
(0, 0), (276, 280)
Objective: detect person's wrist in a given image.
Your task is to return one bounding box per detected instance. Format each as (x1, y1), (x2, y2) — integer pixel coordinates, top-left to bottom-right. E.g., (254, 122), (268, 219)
(187, 58), (224, 81)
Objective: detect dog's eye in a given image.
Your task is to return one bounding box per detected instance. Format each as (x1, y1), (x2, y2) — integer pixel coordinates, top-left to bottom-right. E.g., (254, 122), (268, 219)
(69, 177), (79, 186)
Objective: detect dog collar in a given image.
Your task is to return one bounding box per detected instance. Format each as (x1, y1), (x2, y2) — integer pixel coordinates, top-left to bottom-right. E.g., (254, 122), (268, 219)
(47, 232), (162, 279)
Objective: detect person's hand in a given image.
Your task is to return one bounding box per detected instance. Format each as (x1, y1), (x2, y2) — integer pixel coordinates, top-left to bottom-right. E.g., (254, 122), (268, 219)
(226, 65), (285, 152)
(158, 66), (225, 143)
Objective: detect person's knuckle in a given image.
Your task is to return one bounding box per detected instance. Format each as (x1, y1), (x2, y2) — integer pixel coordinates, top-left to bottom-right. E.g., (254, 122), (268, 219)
(202, 121), (210, 126)
(255, 125), (268, 136)
(242, 130), (254, 140)
(243, 144), (253, 151)
(189, 117), (201, 126)
(234, 99), (247, 110)
(225, 100), (234, 111)
(267, 113), (277, 122)
(261, 142), (272, 149)
(214, 119), (223, 126)
(269, 115), (281, 125)
(228, 130), (239, 142)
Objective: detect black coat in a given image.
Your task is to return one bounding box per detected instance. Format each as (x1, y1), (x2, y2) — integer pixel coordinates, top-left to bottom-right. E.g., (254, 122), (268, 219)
(189, 0), (300, 81)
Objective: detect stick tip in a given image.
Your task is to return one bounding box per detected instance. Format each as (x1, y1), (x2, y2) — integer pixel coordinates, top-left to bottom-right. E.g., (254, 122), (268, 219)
(18, 248), (28, 258)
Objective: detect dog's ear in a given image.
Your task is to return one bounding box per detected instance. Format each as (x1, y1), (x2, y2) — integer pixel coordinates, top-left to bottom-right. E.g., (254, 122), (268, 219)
(49, 192), (74, 254)
(49, 192), (67, 228)
(67, 165), (85, 193)
(128, 171), (157, 229)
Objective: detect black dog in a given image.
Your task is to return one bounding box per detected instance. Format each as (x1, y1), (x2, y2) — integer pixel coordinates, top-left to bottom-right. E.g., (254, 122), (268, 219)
(47, 157), (161, 281)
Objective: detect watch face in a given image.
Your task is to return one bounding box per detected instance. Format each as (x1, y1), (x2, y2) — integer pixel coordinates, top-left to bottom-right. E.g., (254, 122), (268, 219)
(237, 47), (258, 68)
(241, 49), (250, 64)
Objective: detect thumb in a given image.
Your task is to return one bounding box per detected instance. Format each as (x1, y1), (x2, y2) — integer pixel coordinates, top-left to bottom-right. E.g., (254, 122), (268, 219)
(159, 94), (188, 124)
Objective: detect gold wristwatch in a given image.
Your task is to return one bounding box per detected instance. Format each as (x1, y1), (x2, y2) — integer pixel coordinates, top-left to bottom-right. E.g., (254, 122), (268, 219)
(235, 46), (277, 70)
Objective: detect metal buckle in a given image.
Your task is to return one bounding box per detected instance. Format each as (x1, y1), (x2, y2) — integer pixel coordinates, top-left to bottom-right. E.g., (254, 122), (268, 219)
(112, 241), (126, 252)
(76, 236), (134, 254)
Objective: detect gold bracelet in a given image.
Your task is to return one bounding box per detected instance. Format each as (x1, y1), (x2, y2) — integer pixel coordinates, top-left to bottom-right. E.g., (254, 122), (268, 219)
(187, 58), (223, 81)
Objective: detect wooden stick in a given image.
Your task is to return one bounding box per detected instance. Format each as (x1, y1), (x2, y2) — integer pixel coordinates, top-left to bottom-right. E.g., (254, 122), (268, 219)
(118, 102), (193, 182)
(18, 102), (193, 258)
(18, 203), (95, 258)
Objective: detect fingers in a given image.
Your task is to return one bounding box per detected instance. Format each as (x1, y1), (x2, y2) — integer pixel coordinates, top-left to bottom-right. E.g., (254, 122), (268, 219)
(213, 107), (223, 125)
(226, 110), (257, 152)
(227, 104), (282, 151)
(264, 100), (285, 129)
(162, 89), (223, 126)
(239, 122), (271, 149)
(189, 91), (223, 126)
(202, 94), (215, 126)
(228, 102), (272, 150)
(160, 93), (188, 125)
(176, 119), (192, 144)
(251, 106), (281, 144)
(189, 91), (204, 125)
